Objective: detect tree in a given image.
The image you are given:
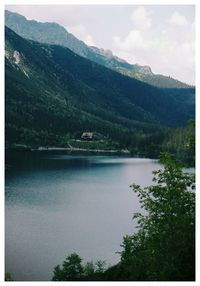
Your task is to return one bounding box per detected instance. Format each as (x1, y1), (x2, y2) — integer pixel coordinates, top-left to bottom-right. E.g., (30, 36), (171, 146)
(162, 119), (195, 167)
(119, 153), (195, 281)
(52, 253), (83, 281)
(5, 272), (13, 281)
(52, 253), (106, 281)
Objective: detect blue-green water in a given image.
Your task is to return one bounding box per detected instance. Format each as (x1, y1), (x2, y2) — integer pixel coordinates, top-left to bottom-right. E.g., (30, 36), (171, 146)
(5, 152), (161, 281)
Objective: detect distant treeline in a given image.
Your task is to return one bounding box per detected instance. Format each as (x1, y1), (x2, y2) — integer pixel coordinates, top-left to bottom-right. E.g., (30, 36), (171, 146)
(6, 118), (195, 167)
(130, 118), (195, 166)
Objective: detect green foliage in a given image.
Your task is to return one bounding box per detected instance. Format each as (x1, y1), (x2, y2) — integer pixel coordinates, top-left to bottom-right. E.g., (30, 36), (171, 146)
(52, 253), (83, 281)
(116, 153), (195, 281)
(68, 138), (120, 151)
(162, 119), (195, 166)
(52, 253), (106, 281)
(5, 272), (13, 281)
(132, 130), (167, 158)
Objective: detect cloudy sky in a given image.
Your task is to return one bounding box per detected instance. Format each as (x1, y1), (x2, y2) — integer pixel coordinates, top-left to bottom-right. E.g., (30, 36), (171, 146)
(6, 5), (195, 85)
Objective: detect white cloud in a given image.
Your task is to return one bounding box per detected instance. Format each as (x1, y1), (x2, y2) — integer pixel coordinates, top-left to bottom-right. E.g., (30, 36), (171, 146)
(169, 11), (188, 26)
(113, 19), (195, 84)
(67, 24), (95, 46)
(131, 6), (152, 30)
(112, 7), (194, 84)
(113, 29), (147, 51)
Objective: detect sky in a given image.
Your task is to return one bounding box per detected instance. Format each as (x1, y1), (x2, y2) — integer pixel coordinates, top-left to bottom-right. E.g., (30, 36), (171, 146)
(5, 4), (195, 85)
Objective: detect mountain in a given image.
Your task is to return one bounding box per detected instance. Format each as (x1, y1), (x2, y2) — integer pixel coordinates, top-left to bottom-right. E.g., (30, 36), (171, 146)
(5, 26), (194, 150)
(5, 10), (193, 89)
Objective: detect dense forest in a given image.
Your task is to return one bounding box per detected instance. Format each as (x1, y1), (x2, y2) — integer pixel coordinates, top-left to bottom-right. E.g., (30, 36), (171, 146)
(131, 119), (195, 166)
(5, 27), (195, 166)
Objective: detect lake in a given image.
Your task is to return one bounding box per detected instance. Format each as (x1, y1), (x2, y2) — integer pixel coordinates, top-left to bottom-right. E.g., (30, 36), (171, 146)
(5, 151), (161, 281)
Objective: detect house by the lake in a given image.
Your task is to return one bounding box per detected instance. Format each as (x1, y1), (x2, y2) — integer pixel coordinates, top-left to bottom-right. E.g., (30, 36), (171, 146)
(81, 132), (94, 140)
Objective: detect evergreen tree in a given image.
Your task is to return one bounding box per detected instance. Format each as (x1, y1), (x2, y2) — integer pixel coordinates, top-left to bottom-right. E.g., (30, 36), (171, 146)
(52, 253), (83, 281)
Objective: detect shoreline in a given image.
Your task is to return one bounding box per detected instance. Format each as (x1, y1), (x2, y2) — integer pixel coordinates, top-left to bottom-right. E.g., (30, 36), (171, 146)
(36, 146), (130, 154)
(6, 145), (130, 154)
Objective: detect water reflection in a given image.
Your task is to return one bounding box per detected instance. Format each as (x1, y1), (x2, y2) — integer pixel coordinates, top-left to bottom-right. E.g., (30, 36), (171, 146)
(5, 152), (160, 281)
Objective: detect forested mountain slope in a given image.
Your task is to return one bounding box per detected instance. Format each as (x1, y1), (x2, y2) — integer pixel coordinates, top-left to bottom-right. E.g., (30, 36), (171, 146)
(5, 27), (194, 148)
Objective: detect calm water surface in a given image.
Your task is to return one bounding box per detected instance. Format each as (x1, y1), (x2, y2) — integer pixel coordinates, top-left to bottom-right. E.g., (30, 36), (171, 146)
(5, 152), (161, 281)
